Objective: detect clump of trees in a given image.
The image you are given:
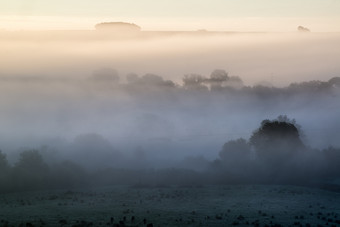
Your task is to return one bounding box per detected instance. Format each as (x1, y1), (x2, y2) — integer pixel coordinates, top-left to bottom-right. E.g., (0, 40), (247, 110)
(219, 116), (304, 162)
(1, 115), (340, 192)
(0, 148), (208, 192)
(297, 26), (311, 32)
(182, 69), (244, 91)
(87, 68), (340, 98)
(0, 149), (88, 192)
(217, 115), (340, 184)
(249, 116), (304, 160)
(12, 150), (49, 190)
(0, 150), (10, 189)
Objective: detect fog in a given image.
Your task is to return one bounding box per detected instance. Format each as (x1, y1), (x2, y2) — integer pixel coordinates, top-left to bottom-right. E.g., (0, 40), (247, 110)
(0, 30), (340, 190)
(1, 30), (340, 85)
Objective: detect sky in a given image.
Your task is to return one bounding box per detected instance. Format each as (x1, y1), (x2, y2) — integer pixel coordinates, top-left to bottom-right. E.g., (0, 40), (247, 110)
(0, 0), (340, 31)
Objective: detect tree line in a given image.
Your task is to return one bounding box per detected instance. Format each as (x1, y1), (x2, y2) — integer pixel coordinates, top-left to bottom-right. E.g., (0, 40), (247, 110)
(0, 116), (339, 192)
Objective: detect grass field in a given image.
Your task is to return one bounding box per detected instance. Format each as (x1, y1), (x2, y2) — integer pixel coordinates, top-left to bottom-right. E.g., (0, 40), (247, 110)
(0, 185), (339, 227)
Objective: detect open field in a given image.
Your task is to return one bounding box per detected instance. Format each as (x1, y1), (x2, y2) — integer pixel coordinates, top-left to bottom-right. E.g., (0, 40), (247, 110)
(0, 185), (339, 227)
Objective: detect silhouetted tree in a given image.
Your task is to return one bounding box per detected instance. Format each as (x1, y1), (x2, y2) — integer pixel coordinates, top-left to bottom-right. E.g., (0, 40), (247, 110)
(13, 150), (49, 190)
(247, 116), (308, 183)
(288, 80), (332, 93)
(0, 150), (10, 191)
(138, 74), (175, 87)
(224, 76), (244, 89)
(208, 69), (229, 90)
(210, 69), (229, 82)
(276, 115), (303, 136)
(219, 138), (251, 162)
(183, 74), (205, 86)
(0, 150), (9, 171)
(182, 74), (208, 91)
(15, 150), (48, 172)
(217, 138), (253, 181)
(250, 116), (304, 161)
(328, 77), (340, 88)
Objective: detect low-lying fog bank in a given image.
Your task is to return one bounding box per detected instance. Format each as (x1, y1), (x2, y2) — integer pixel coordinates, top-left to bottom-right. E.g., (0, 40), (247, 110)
(0, 70), (339, 192)
(1, 31), (340, 86)
(1, 30), (339, 191)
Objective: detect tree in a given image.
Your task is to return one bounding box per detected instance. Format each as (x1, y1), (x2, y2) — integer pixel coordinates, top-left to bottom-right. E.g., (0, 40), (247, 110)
(13, 150), (49, 190)
(249, 116), (304, 161)
(0, 150), (9, 171)
(210, 69), (229, 82)
(207, 69), (229, 91)
(288, 80), (332, 93)
(182, 74), (208, 91)
(224, 76), (244, 89)
(138, 74), (175, 87)
(247, 116), (307, 183)
(217, 138), (254, 182)
(328, 77), (340, 88)
(0, 150), (10, 191)
(297, 26), (310, 32)
(15, 150), (48, 172)
(183, 74), (205, 86)
(219, 138), (250, 162)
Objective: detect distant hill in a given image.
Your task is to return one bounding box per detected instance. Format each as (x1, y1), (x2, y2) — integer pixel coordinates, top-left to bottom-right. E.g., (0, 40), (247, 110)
(95, 22), (141, 32)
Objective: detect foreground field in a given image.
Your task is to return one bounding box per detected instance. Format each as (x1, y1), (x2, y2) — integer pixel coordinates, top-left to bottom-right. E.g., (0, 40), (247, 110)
(0, 185), (339, 227)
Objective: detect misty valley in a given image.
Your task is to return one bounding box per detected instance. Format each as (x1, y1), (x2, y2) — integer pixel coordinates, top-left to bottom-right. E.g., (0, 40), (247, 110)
(0, 29), (340, 226)
(0, 67), (340, 226)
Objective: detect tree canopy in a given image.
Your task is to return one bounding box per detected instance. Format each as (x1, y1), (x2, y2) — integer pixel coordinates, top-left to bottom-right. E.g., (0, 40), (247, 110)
(249, 116), (304, 160)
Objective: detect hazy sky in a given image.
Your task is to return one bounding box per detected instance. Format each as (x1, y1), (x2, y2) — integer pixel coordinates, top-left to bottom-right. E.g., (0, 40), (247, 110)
(1, 0), (340, 31)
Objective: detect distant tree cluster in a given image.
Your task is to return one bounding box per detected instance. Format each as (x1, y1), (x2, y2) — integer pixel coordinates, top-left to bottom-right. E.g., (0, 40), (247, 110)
(216, 116), (340, 184)
(89, 68), (340, 98)
(127, 73), (176, 87)
(297, 26), (311, 32)
(182, 69), (244, 91)
(1, 115), (340, 192)
(0, 148), (206, 192)
(0, 149), (89, 192)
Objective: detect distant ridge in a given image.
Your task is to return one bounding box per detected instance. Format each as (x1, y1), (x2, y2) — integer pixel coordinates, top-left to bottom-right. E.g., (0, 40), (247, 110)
(95, 22), (141, 32)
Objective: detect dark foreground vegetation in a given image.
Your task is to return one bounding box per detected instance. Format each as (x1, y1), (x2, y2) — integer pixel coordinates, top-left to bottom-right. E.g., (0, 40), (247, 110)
(0, 185), (339, 227)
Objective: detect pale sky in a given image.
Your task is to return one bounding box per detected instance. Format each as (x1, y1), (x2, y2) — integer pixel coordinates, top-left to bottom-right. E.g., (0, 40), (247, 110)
(0, 0), (340, 31)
